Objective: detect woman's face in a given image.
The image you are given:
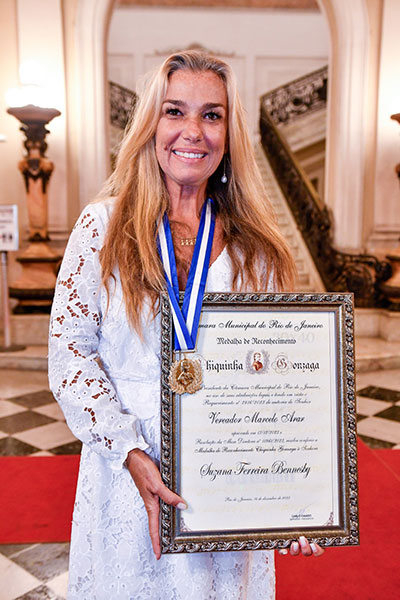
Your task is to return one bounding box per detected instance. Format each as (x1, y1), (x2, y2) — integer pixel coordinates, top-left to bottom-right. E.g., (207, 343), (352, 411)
(155, 69), (228, 194)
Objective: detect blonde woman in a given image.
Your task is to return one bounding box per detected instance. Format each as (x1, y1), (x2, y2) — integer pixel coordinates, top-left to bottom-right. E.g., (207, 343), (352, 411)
(49, 50), (323, 600)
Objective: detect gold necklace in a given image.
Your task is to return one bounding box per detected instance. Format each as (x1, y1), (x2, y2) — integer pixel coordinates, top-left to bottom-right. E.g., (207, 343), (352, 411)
(180, 237), (196, 246)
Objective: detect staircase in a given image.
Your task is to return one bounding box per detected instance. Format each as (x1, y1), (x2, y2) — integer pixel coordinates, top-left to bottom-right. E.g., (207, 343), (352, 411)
(254, 142), (400, 372)
(255, 143), (324, 293)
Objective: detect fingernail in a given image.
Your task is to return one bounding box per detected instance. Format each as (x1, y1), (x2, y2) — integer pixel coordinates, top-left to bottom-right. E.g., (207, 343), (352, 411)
(177, 502), (187, 510)
(310, 543), (317, 554)
(292, 542), (299, 552)
(299, 536), (307, 548)
(279, 549), (288, 555)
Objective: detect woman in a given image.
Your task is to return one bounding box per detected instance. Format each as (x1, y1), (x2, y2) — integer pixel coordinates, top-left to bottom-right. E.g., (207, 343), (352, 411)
(49, 50), (323, 600)
(252, 352), (263, 371)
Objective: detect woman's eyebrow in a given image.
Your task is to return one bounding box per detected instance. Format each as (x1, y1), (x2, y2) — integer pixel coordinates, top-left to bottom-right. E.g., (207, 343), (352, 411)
(163, 99), (184, 106)
(162, 100), (226, 110)
(203, 102), (226, 110)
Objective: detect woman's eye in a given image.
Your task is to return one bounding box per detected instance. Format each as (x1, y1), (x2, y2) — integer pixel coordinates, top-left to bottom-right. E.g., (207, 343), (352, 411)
(204, 111), (221, 121)
(166, 108), (182, 116)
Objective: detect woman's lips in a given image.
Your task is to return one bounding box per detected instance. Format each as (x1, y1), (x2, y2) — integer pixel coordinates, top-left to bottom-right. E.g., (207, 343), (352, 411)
(172, 150), (207, 159)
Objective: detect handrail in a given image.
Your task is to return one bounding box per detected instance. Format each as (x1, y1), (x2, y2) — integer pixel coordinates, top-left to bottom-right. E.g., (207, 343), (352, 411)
(259, 96), (392, 308)
(109, 81), (137, 130)
(263, 65), (328, 126)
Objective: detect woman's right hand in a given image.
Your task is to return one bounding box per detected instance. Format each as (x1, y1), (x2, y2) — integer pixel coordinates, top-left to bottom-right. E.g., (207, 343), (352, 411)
(125, 448), (187, 560)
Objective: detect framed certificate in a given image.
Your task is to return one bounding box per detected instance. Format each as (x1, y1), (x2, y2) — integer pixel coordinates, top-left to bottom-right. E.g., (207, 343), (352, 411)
(160, 292), (359, 553)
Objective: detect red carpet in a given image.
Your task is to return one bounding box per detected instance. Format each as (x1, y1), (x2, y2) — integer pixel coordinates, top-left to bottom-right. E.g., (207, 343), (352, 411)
(0, 455), (80, 543)
(1, 442), (399, 600)
(276, 440), (400, 600)
(373, 448), (400, 479)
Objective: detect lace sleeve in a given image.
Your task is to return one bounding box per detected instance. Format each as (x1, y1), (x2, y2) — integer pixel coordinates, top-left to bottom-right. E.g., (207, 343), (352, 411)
(48, 203), (149, 469)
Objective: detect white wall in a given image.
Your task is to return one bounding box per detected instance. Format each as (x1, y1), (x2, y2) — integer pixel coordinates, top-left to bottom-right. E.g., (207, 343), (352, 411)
(108, 7), (329, 140)
(0, 0), (22, 217)
(0, 0), (68, 284)
(16, 0), (68, 240)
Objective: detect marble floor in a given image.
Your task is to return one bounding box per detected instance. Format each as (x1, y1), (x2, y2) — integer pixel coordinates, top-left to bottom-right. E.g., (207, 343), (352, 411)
(0, 367), (399, 599)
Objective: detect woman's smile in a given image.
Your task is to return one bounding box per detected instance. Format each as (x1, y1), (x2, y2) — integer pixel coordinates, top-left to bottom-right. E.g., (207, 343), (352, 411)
(172, 150), (207, 159)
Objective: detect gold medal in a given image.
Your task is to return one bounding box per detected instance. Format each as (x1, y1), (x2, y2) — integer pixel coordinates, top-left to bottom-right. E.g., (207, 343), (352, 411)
(169, 357), (202, 395)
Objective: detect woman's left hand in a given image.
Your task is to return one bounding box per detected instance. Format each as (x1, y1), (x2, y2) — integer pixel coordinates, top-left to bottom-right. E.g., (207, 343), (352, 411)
(278, 536), (325, 557)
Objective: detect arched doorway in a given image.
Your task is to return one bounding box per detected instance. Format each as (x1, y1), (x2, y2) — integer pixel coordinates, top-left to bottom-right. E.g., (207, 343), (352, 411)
(74, 0), (371, 251)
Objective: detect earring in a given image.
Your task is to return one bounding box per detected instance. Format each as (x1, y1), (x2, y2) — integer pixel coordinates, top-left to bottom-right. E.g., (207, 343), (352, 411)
(221, 155), (228, 184)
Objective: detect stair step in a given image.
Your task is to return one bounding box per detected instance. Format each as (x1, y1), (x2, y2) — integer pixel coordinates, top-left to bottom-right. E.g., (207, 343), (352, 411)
(3, 314), (50, 346)
(0, 345), (48, 371)
(355, 337), (400, 372)
(284, 234), (295, 245)
(276, 222), (293, 232)
(288, 242), (299, 253)
(255, 142), (325, 294)
(294, 259), (305, 270)
(297, 272), (311, 286)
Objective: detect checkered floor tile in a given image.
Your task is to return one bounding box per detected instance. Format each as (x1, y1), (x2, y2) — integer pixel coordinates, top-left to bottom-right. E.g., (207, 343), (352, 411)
(0, 390), (82, 457)
(356, 385), (400, 449)
(0, 543), (69, 600)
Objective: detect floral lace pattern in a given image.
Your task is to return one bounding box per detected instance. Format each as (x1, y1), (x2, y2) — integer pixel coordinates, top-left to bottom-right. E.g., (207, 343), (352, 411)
(48, 199), (275, 600)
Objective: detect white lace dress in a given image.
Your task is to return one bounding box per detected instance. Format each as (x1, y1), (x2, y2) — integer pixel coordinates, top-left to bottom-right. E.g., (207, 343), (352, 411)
(48, 198), (275, 600)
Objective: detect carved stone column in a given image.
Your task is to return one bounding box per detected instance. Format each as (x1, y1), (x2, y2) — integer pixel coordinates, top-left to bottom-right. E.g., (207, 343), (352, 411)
(7, 105), (62, 313)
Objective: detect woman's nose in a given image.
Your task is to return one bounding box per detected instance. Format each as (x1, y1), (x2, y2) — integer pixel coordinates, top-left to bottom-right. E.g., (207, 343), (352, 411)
(182, 117), (203, 142)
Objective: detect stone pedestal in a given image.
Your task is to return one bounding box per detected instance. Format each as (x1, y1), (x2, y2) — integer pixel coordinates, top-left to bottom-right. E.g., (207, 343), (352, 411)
(9, 243), (60, 313)
(7, 105), (62, 313)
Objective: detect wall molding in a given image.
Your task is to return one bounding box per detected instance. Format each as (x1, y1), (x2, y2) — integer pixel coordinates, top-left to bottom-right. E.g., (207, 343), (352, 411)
(75, 0), (115, 208)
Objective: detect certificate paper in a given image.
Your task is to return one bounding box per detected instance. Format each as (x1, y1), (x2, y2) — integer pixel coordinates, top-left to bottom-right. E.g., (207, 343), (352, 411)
(160, 293), (359, 553)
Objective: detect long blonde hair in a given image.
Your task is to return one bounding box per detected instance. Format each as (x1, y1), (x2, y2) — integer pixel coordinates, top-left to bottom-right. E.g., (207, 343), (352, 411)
(99, 50), (296, 332)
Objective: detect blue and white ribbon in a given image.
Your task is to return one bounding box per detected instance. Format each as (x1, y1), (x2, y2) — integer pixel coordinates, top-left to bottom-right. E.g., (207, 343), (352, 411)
(157, 198), (215, 351)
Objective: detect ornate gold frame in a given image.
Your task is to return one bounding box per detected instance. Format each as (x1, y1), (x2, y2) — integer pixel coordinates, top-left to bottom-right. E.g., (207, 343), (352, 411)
(160, 292), (359, 553)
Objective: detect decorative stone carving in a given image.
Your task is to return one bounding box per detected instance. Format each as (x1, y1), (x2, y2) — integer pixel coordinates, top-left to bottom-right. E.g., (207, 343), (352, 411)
(262, 66), (327, 125)
(109, 81), (138, 130)
(7, 105), (62, 313)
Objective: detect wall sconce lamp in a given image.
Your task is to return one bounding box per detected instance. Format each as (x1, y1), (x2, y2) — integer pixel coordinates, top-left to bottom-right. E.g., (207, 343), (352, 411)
(5, 75), (62, 313)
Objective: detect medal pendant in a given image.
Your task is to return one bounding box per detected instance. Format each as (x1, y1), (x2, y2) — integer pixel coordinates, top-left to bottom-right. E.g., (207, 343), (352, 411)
(169, 357), (203, 395)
